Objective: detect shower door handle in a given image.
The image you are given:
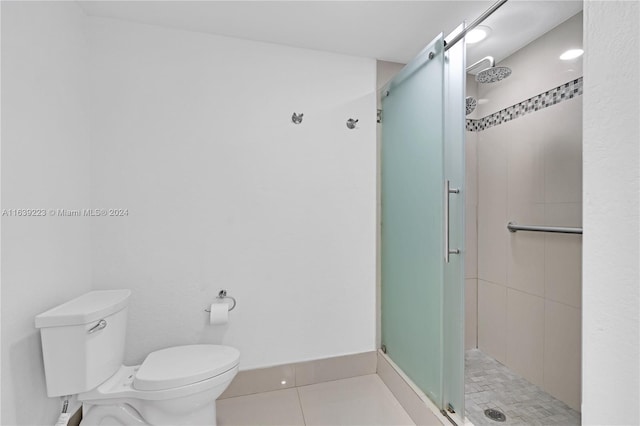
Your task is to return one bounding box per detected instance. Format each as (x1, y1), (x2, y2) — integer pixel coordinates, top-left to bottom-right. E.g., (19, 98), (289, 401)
(445, 180), (460, 263)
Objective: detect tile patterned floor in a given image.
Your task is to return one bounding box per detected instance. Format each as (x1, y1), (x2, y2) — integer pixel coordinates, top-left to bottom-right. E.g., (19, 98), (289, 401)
(465, 349), (580, 426)
(217, 374), (415, 426)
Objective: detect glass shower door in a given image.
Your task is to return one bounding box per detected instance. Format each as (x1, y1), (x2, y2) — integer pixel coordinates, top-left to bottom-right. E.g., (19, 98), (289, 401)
(381, 30), (465, 417)
(443, 24), (466, 419)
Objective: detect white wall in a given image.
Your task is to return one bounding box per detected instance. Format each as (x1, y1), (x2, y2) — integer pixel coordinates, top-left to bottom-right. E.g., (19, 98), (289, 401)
(3, 2), (636, 425)
(473, 13), (583, 411)
(1, 2), (92, 425)
(87, 17), (377, 370)
(582, 1), (639, 424)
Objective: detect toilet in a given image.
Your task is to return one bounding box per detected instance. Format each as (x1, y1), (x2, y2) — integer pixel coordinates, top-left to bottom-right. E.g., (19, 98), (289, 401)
(35, 289), (239, 425)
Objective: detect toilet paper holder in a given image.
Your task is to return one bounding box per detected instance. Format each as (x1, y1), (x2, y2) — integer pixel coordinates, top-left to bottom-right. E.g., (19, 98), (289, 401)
(204, 290), (237, 312)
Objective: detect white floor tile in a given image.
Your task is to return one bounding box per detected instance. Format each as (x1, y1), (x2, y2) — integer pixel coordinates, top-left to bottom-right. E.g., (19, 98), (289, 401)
(217, 388), (305, 426)
(297, 374), (415, 426)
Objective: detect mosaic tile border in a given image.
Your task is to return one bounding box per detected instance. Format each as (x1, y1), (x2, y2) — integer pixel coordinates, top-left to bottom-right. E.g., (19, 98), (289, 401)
(466, 77), (583, 132)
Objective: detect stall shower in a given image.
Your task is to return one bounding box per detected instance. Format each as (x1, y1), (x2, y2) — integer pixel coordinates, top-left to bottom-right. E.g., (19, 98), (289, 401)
(463, 10), (583, 426)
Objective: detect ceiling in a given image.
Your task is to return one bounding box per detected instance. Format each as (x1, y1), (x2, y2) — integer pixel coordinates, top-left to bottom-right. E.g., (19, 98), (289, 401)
(78, 1), (583, 65)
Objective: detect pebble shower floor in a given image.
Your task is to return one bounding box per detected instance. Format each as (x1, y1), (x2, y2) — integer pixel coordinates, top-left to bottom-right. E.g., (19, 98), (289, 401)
(465, 349), (580, 425)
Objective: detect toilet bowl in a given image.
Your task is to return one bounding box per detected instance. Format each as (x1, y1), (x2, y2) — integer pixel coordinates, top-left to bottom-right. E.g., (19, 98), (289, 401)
(80, 345), (239, 425)
(35, 290), (239, 426)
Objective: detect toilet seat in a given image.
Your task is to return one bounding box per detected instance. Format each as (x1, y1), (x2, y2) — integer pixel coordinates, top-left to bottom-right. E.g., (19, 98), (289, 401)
(135, 345), (240, 391)
(78, 345), (239, 403)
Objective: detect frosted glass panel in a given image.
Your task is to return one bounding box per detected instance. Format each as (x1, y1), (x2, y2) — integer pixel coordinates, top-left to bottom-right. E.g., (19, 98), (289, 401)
(381, 34), (445, 405)
(381, 30), (466, 414)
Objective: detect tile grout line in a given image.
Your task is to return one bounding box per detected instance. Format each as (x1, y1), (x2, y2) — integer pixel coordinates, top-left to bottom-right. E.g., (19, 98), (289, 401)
(477, 278), (581, 310)
(296, 372), (379, 389)
(295, 386), (308, 426)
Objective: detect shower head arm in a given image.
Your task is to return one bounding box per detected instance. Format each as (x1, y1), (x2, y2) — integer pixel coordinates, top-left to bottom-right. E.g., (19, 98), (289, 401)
(466, 56), (495, 73)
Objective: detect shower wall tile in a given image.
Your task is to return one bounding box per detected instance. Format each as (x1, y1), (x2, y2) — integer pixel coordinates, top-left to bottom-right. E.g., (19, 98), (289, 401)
(545, 233), (582, 308)
(465, 131), (478, 210)
(544, 300), (582, 412)
(543, 98), (583, 204)
(477, 128), (508, 211)
(477, 201), (508, 286)
(465, 131), (478, 280)
(544, 201), (582, 307)
(465, 204), (477, 279)
(465, 69), (479, 355)
(477, 129), (508, 285)
(545, 202), (582, 227)
(465, 279), (478, 350)
(507, 116), (545, 205)
(478, 280), (507, 364)
(506, 289), (544, 387)
(507, 202), (545, 297)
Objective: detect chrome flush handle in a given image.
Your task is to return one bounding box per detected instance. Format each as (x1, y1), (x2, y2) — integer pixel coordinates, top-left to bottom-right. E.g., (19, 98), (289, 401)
(87, 319), (107, 334)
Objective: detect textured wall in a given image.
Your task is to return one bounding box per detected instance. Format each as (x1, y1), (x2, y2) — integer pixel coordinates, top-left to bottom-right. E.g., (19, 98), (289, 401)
(88, 17), (377, 370)
(1, 2), (92, 424)
(582, 2), (640, 424)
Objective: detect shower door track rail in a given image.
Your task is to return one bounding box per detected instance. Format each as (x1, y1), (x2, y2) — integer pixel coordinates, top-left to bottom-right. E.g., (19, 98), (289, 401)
(507, 222), (583, 235)
(380, 0), (509, 97)
(444, 0), (509, 51)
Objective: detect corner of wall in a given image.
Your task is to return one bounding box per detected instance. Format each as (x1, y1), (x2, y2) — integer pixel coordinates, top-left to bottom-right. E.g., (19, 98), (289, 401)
(582, 2), (640, 424)
(1, 2), (93, 424)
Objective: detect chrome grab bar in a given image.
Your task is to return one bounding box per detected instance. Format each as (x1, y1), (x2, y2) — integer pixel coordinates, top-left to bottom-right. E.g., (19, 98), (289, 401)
(445, 180), (461, 263)
(507, 222), (582, 235)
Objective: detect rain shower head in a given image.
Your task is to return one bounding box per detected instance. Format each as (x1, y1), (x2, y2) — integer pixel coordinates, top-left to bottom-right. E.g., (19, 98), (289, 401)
(466, 97), (477, 115)
(476, 66), (512, 83)
(467, 56), (512, 84)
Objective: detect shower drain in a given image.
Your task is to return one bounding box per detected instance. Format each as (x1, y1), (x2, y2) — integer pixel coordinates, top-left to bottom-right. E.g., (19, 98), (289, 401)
(484, 408), (507, 422)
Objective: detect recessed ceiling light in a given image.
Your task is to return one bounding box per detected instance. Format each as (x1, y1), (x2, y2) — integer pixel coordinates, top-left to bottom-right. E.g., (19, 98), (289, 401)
(560, 49), (584, 60)
(466, 26), (491, 44)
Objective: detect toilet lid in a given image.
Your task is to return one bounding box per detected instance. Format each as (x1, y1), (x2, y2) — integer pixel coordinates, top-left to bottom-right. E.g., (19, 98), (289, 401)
(133, 345), (240, 391)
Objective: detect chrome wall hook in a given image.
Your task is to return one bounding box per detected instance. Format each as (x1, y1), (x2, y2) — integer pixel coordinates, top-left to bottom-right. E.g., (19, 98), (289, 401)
(346, 118), (359, 129)
(291, 112), (303, 124)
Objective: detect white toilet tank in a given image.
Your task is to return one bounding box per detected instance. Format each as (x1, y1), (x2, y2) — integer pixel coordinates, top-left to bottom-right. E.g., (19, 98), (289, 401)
(35, 289), (131, 397)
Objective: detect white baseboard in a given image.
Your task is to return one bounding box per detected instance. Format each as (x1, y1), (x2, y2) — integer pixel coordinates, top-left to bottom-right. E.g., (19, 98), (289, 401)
(220, 351), (377, 399)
